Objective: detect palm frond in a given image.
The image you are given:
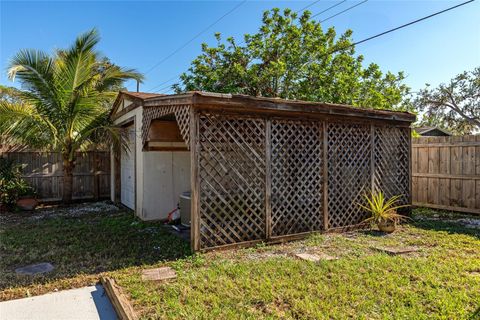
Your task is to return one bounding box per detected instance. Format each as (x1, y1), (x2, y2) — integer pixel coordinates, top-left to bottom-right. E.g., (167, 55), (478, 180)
(0, 101), (56, 148)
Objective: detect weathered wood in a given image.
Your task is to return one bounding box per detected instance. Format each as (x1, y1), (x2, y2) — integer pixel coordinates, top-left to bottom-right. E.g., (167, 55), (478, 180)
(322, 121), (329, 230)
(190, 110), (200, 252)
(0, 151), (110, 202)
(141, 267), (177, 282)
(101, 277), (137, 320)
(265, 119), (272, 239)
(412, 135), (480, 214)
(138, 92), (414, 252)
(144, 92), (416, 123)
(147, 120), (183, 142)
(270, 119), (323, 236)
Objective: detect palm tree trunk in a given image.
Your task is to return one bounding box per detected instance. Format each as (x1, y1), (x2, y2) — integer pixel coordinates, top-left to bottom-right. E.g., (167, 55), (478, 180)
(62, 156), (75, 204)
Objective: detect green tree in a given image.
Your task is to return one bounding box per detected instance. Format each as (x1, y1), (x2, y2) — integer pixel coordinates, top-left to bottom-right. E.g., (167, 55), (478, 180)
(0, 29), (143, 203)
(415, 67), (479, 135)
(175, 8), (412, 111)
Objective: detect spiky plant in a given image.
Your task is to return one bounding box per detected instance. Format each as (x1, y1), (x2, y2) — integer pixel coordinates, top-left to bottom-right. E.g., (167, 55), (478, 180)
(0, 29), (143, 203)
(359, 191), (409, 226)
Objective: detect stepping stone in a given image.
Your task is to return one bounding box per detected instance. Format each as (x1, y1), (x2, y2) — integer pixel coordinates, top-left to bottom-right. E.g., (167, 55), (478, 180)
(15, 262), (54, 275)
(372, 246), (419, 255)
(141, 267), (177, 282)
(295, 253), (337, 262)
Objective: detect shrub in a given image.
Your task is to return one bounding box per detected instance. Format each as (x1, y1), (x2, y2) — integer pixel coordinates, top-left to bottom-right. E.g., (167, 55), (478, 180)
(0, 158), (35, 208)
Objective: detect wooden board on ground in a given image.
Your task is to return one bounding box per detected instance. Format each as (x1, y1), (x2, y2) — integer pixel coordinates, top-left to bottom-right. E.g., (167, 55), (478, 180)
(141, 267), (177, 282)
(295, 253), (338, 262)
(372, 246), (419, 255)
(101, 277), (137, 320)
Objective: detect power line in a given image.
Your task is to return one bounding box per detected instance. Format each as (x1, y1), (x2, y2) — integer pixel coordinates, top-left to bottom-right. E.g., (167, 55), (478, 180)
(352, 0), (474, 46)
(147, 75), (179, 92)
(311, 0), (347, 19)
(303, 0), (475, 66)
(319, 0), (368, 23)
(295, 0), (322, 13)
(143, 0), (247, 76)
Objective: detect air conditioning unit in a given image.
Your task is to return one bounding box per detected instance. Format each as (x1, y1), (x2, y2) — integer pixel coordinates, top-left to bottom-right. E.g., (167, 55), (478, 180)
(178, 191), (191, 226)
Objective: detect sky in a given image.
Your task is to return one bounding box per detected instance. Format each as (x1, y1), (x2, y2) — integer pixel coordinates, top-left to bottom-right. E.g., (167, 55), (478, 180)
(1, 0), (479, 94)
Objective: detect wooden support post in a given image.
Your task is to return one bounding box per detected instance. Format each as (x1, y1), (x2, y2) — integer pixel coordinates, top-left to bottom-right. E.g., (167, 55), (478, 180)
(407, 127), (413, 214)
(265, 119), (272, 239)
(190, 110), (201, 252)
(371, 124), (375, 193)
(322, 122), (329, 230)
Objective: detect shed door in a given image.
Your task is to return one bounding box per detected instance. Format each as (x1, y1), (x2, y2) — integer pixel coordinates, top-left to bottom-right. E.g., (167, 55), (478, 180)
(121, 125), (135, 209)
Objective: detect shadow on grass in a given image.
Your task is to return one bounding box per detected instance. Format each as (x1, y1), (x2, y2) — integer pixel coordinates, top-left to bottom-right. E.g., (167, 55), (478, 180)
(358, 230), (392, 237)
(0, 208), (192, 292)
(408, 217), (480, 240)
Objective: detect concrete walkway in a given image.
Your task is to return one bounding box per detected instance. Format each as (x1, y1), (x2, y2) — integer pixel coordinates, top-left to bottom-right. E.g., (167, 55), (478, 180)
(0, 285), (117, 320)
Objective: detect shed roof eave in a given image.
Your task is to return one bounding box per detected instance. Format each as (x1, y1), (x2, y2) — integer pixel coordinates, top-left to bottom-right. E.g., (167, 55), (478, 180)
(122, 91), (415, 123)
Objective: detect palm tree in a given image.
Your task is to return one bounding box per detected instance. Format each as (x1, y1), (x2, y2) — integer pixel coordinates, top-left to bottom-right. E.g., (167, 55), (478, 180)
(0, 29), (143, 203)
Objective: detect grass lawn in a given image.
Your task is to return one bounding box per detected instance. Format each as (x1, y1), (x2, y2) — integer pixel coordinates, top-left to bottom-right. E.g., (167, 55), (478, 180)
(1, 203), (479, 319)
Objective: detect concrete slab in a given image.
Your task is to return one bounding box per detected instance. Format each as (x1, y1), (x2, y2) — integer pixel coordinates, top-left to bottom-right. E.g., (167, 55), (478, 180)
(15, 262), (54, 275)
(0, 285), (117, 320)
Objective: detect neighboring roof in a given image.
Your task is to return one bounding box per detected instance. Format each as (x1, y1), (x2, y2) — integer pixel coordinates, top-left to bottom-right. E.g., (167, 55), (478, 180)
(112, 91), (416, 123)
(121, 91), (165, 100)
(414, 126), (452, 136)
(110, 91), (165, 117)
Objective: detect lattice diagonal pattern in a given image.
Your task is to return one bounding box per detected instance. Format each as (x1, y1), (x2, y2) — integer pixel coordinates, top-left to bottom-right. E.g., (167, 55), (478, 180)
(142, 105), (191, 147)
(271, 120), (323, 236)
(374, 126), (410, 205)
(198, 113), (266, 248)
(327, 122), (371, 228)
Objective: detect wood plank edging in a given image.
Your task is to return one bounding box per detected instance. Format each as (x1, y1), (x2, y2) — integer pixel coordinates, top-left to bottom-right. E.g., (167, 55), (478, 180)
(413, 203), (480, 215)
(101, 277), (138, 320)
(412, 173), (480, 180)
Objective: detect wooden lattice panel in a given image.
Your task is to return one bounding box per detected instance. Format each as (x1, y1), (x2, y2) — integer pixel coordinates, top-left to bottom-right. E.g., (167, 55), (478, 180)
(142, 105), (191, 147)
(374, 126), (410, 204)
(327, 122), (371, 228)
(271, 120), (323, 236)
(197, 113), (266, 248)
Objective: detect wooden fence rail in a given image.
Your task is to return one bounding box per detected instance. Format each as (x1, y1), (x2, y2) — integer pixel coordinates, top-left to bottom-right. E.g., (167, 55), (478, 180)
(412, 135), (480, 214)
(0, 151), (110, 202)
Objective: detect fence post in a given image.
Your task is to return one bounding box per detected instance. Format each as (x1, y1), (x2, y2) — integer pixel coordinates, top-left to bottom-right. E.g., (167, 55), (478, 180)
(322, 122), (329, 230)
(93, 151), (100, 200)
(265, 118), (272, 240)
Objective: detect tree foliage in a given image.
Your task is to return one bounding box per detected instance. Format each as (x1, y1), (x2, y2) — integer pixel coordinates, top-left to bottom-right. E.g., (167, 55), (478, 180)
(0, 29), (143, 202)
(175, 8), (412, 111)
(415, 67), (480, 135)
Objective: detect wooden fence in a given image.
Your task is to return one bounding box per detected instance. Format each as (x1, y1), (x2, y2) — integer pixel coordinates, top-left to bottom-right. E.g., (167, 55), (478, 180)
(412, 135), (480, 214)
(1, 151), (110, 202)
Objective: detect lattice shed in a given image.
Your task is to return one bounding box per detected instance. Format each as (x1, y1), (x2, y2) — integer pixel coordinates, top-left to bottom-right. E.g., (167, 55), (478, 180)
(110, 91), (415, 252)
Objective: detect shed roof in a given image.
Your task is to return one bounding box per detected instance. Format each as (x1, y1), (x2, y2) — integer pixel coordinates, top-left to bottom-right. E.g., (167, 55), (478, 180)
(112, 91), (416, 123)
(413, 126), (452, 136)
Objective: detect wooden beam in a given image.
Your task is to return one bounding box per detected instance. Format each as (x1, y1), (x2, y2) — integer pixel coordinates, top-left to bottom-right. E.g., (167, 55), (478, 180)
(144, 146), (189, 152)
(190, 110), (201, 252)
(265, 119), (272, 239)
(322, 121), (329, 230)
(413, 203), (480, 215)
(371, 124), (375, 192)
(101, 277), (137, 320)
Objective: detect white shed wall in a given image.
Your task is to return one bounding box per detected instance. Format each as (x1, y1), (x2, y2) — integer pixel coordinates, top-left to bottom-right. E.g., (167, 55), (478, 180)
(111, 105), (144, 219)
(142, 151), (190, 220)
